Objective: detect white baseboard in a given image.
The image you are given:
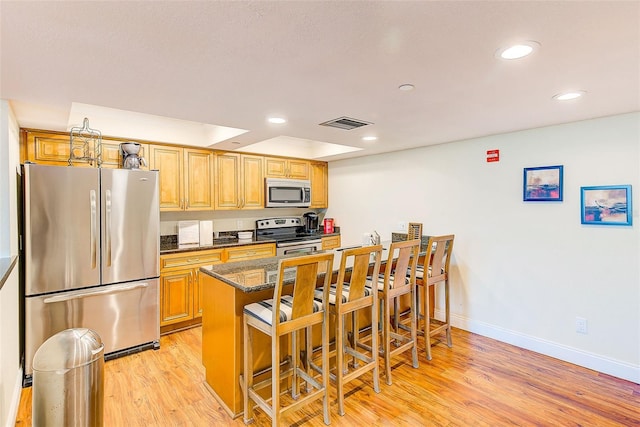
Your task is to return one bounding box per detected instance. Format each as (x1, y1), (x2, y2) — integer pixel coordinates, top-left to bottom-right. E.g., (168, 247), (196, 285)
(447, 313), (640, 384)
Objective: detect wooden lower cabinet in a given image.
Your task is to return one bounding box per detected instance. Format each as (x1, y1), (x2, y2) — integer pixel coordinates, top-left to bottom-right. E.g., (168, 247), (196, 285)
(160, 243), (276, 334)
(160, 248), (224, 333)
(321, 234), (341, 250)
(224, 243), (275, 263)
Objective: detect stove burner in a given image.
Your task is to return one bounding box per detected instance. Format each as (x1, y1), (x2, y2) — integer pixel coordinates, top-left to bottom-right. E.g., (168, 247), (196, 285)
(256, 216), (322, 244)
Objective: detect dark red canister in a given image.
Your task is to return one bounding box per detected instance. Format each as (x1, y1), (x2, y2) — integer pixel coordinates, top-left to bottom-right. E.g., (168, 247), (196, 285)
(323, 218), (334, 234)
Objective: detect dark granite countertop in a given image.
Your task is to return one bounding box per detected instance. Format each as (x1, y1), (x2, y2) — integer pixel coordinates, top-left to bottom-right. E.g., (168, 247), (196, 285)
(201, 239), (426, 293)
(160, 231), (341, 255)
(160, 237), (277, 255)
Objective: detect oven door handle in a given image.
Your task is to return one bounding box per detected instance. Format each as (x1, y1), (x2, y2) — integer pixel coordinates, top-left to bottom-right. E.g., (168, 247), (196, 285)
(277, 239), (322, 248)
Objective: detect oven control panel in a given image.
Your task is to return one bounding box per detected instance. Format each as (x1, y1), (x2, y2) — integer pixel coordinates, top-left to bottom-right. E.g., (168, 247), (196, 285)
(256, 217), (302, 230)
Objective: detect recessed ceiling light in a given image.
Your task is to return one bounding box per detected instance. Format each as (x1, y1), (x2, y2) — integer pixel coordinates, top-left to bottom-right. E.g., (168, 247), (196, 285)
(362, 136), (377, 141)
(553, 91), (586, 101)
(398, 84), (415, 91)
(267, 117), (286, 124)
(497, 41), (540, 60)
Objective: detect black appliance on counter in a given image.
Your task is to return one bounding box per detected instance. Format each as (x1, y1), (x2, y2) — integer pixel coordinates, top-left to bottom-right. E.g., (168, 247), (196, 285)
(255, 217), (322, 256)
(302, 212), (319, 234)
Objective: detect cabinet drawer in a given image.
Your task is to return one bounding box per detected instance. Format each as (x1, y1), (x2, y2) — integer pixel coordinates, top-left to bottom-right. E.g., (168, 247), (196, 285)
(321, 235), (341, 250)
(225, 243), (275, 263)
(161, 249), (224, 271)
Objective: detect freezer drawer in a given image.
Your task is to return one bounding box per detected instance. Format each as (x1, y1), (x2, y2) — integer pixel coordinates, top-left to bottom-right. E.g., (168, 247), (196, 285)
(25, 279), (159, 378)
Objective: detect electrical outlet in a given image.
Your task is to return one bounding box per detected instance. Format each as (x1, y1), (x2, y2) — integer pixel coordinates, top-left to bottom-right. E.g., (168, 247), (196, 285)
(236, 220), (243, 229)
(575, 317), (588, 334)
(398, 222), (407, 231)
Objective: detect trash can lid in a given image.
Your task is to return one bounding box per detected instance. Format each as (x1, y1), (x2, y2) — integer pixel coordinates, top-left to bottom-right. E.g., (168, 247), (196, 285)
(33, 328), (104, 371)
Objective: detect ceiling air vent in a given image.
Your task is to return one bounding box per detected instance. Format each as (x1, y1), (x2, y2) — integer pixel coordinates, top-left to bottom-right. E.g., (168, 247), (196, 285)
(319, 116), (372, 130)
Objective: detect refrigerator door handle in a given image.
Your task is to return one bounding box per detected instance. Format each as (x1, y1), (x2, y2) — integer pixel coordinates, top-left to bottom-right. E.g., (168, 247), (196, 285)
(105, 189), (112, 266)
(90, 190), (98, 269)
(43, 282), (150, 304)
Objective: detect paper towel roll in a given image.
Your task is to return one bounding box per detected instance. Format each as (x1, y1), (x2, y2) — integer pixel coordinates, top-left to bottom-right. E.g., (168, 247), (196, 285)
(199, 220), (213, 246)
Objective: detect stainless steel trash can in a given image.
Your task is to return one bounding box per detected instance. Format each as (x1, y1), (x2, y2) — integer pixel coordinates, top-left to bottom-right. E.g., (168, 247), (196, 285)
(32, 328), (104, 426)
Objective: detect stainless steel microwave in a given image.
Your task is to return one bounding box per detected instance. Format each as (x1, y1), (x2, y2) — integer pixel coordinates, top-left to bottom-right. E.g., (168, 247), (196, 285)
(265, 178), (311, 208)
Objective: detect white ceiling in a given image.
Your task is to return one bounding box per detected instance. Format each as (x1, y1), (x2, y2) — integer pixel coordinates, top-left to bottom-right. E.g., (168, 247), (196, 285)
(1, 1), (639, 161)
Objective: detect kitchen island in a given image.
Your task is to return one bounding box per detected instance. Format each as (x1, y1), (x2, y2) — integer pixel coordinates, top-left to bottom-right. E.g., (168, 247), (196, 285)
(199, 241), (427, 418)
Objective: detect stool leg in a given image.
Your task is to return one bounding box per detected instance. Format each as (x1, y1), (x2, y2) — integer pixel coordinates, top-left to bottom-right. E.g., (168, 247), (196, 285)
(243, 317), (254, 424)
(383, 295), (392, 385)
(305, 326), (313, 393)
(371, 296), (380, 393)
(336, 310), (345, 416)
(425, 284), (432, 361)
(350, 312), (359, 369)
(445, 279), (452, 348)
(323, 312), (331, 425)
(272, 330), (280, 427)
(291, 330), (299, 399)
(410, 286), (419, 368)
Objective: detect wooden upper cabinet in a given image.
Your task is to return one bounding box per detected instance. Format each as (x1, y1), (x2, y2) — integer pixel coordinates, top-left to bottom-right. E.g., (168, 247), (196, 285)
(149, 145), (214, 212)
(20, 129), (327, 213)
(22, 129), (149, 169)
(264, 156), (310, 180)
(310, 161), (328, 208)
(149, 145), (184, 210)
(215, 153), (264, 209)
(241, 154), (265, 208)
(23, 131), (77, 166)
(184, 148), (214, 210)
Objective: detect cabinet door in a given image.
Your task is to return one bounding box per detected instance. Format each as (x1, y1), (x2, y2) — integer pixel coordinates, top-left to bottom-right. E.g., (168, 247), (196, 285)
(215, 153), (241, 209)
(150, 145), (184, 211)
(241, 154), (264, 209)
(310, 161), (328, 208)
(288, 159), (310, 179)
(265, 157), (310, 179)
(194, 268), (203, 318)
(160, 270), (193, 326)
(264, 157), (288, 178)
(24, 131), (92, 167)
(184, 148), (214, 210)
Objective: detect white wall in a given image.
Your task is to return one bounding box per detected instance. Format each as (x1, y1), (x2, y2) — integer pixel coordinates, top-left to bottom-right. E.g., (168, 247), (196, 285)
(328, 112), (640, 383)
(0, 100), (22, 425)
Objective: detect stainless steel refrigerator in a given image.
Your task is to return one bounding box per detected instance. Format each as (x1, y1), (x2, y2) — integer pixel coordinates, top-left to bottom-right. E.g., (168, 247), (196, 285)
(22, 163), (160, 385)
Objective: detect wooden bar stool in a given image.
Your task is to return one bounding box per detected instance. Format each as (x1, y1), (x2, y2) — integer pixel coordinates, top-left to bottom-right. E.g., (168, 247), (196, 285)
(243, 252), (334, 426)
(415, 234), (455, 360)
(371, 239), (420, 385)
(314, 244), (383, 416)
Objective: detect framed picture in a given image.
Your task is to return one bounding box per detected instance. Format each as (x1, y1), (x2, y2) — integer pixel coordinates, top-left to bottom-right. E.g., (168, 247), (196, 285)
(523, 165), (563, 201)
(581, 185), (632, 226)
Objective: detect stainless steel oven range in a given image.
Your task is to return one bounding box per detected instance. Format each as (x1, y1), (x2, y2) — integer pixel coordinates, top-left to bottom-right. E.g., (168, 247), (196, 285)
(255, 217), (322, 256)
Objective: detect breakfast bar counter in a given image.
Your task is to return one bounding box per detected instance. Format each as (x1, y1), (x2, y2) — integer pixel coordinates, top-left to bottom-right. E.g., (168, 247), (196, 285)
(199, 241), (426, 418)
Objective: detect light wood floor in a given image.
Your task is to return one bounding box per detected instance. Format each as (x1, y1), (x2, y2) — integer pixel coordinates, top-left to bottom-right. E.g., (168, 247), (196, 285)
(15, 326), (640, 426)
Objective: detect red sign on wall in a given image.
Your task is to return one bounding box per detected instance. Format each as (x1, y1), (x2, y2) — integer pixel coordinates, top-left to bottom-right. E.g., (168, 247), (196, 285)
(486, 149), (500, 162)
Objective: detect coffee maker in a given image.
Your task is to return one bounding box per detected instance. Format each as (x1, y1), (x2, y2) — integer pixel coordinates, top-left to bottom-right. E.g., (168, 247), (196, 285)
(120, 142), (147, 169)
(302, 212), (319, 234)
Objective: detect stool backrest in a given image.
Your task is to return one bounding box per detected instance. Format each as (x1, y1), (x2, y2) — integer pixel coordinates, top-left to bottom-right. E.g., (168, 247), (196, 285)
(335, 245), (383, 306)
(425, 235), (454, 285)
(384, 239), (420, 290)
(274, 252), (334, 323)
